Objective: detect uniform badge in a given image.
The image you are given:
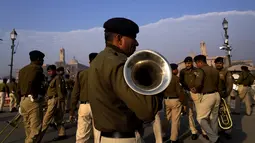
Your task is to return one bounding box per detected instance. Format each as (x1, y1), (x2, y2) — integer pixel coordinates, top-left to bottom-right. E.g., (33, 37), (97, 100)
(220, 73), (224, 80)
(193, 71), (199, 77)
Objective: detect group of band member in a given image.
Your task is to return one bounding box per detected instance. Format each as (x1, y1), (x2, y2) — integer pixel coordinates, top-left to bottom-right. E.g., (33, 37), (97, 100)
(5, 17), (254, 143)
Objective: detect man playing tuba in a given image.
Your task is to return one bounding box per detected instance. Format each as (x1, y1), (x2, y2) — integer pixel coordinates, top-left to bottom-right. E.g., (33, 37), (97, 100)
(214, 57), (234, 139)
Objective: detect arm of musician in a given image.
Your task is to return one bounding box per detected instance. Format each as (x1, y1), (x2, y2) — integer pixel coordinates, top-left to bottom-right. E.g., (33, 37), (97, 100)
(56, 76), (65, 100)
(176, 76), (186, 105)
(179, 69), (185, 87)
(111, 63), (162, 122)
(70, 74), (80, 117)
(236, 73), (244, 84)
(226, 71), (234, 97)
(192, 69), (204, 93)
(217, 72), (224, 97)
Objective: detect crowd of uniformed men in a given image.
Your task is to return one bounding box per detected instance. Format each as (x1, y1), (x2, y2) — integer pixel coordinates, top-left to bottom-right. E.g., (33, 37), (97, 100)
(0, 17), (255, 143)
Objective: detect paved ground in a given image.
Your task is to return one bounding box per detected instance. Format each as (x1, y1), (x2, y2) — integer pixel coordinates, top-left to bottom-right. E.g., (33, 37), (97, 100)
(0, 104), (254, 143)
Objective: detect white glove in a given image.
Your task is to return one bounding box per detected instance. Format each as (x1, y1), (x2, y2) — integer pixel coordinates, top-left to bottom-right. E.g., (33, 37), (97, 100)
(233, 84), (238, 91)
(19, 107), (23, 115)
(28, 95), (35, 102)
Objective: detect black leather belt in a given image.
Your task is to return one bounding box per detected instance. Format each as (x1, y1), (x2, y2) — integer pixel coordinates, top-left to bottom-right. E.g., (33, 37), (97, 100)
(80, 101), (89, 104)
(202, 91), (216, 95)
(164, 96), (178, 99)
(101, 131), (135, 138)
(48, 96), (57, 99)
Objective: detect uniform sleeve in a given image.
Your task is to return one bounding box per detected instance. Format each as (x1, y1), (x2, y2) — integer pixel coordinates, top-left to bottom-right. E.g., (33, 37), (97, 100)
(56, 76), (65, 99)
(70, 73), (81, 116)
(226, 71), (234, 96)
(111, 63), (161, 122)
(35, 67), (46, 95)
(217, 71), (224, 96)
(193, 69), (204, 93)
(179, 69), (186, 89)
(176, 77), (186, 105)
(236, 73), (244, 84)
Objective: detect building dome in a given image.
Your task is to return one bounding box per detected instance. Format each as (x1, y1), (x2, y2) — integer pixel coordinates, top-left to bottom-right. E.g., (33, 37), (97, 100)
(69, 56), (78, 64)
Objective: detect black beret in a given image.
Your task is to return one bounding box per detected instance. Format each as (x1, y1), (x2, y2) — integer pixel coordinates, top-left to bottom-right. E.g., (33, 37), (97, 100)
(103, 17), (139, 39)
(47, 65), (56, 71)
(170, 63), (178, 70)
(184, 56), (193, 63)
(89, 53), (98, 62)
(29, 50), (45, 59)
(214, 57), (224, 63)
(57, 66), (64, 72)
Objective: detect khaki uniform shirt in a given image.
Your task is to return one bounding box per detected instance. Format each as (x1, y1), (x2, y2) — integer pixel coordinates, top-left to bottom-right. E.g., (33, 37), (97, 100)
(17, 63), (45, 97)
(70, 69), (89, 116)
(0, 83), (9, 93)
(236, 71), (255, 86)
(194, 65), (222, 94)
(179, 67), (198, 91)
(7, 82), (17, 94)
(87, 44), (162, 132)
(47, 75), (66, 100)
(218, 68), (234, 97)
(164, 75), (183, 98)
(65, 79), (74, 90)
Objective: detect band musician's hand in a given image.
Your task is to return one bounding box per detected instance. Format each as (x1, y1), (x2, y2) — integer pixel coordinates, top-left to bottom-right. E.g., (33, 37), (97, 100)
(190, 88), (197, 93)
(69, 115), (76, 123)
(181, 106), (187, 116)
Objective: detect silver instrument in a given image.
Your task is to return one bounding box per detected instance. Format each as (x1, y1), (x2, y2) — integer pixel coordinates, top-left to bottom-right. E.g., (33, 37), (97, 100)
(123, 50), (172, 95)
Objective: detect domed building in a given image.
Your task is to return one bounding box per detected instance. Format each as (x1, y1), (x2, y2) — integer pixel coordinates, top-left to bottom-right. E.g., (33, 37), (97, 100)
(55, 48), (88, 79)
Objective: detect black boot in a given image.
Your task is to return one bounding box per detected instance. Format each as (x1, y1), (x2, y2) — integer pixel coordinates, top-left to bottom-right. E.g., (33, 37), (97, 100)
(191, 134), (198, 140)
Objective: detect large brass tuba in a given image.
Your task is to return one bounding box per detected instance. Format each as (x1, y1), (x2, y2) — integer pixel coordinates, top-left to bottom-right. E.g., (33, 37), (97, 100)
(123, 50), (172, 95)
(218, 98), (233, 130)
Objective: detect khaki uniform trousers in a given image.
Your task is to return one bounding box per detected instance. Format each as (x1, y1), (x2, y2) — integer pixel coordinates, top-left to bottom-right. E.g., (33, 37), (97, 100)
(249, 87), (255, 104)
(41, 97), (66, 137)
(191, 92), (221, 143)
(152, 112), (163, 143)
(20, 97), (43, 143)
(233, 85), (252, 115)
(65, 89), (72, 111)
(161, 98), (182, 141)
(9, 93), (17, 111)
(76, 103), (100, 143)
(0, 92), (6, 111)
(185, 91), (206, 135)
(99, 132), (144, 143)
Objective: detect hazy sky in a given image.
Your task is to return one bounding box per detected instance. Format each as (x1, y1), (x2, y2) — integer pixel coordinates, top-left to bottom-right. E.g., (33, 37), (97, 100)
(0, 0), (255, 77)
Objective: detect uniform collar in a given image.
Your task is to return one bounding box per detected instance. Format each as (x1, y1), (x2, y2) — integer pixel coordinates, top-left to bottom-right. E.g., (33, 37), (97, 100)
(106, 43), (127, 56)
(185, 66), (196, 71)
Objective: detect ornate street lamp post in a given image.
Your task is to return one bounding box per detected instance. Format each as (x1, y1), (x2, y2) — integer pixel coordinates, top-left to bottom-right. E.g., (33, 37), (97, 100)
(9, 29), (18, 82)
(219, 18), (232, 67)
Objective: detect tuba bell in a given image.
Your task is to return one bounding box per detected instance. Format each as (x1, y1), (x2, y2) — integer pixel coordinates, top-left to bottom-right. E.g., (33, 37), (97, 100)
(123, 50), (172, 95)
(218, 98), (233, 130)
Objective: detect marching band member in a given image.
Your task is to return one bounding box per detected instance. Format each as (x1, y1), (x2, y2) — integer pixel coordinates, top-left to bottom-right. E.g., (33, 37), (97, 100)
(18, 50), (46, 143)
(193, 55), (222, 143)
(70, 53), (100, 143)
(214, 57), (234, 139)
(162, 63), (185, 143)
(179, 56), (208, 140)
(234, 66), (254, 116)
(39, 65), (67, 141)
(87, 17), (162, 143)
